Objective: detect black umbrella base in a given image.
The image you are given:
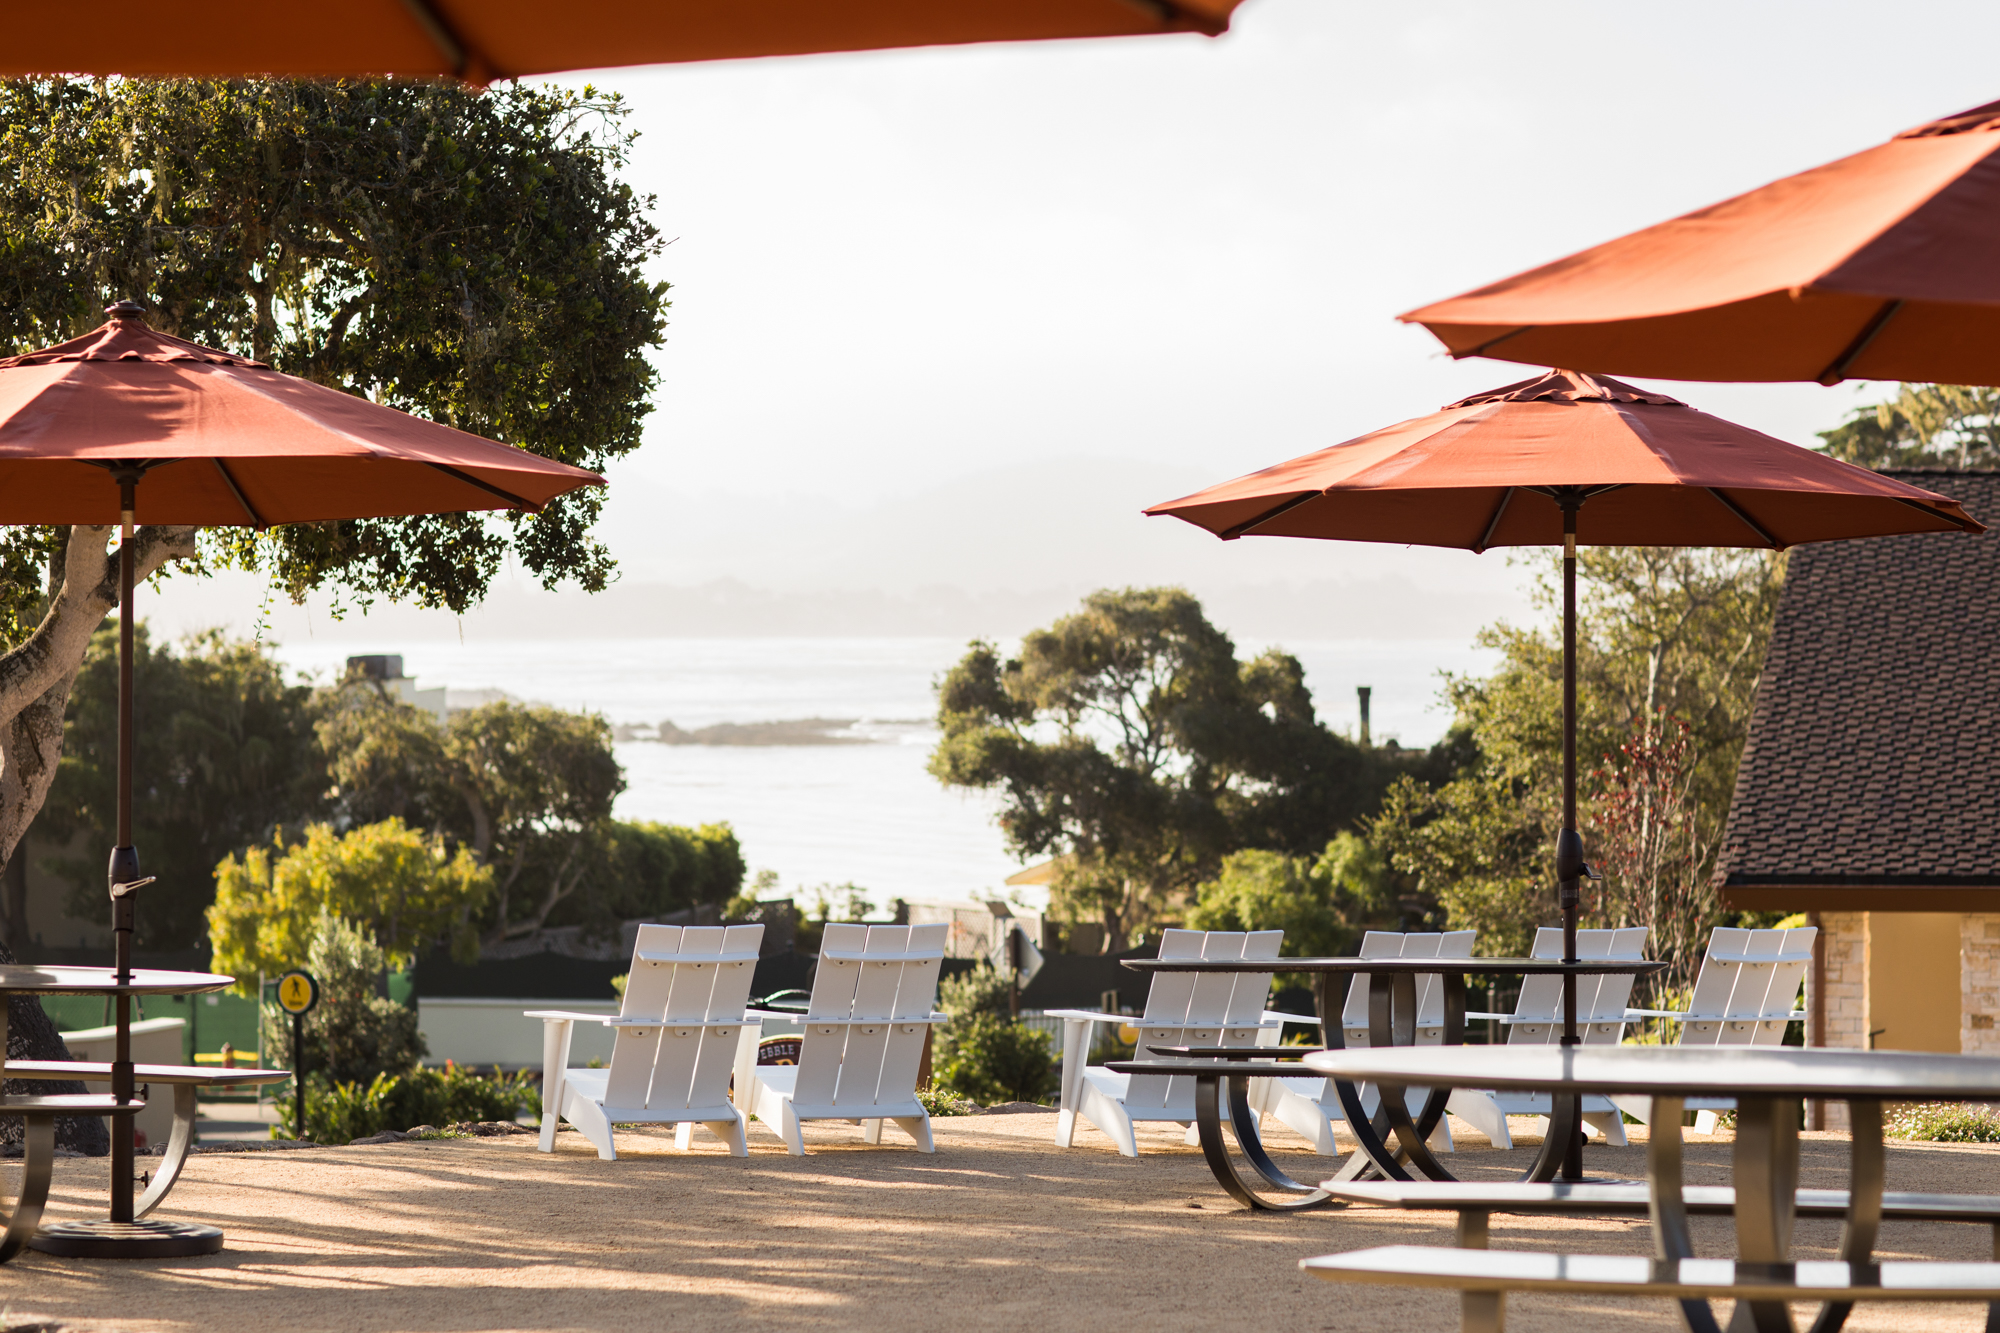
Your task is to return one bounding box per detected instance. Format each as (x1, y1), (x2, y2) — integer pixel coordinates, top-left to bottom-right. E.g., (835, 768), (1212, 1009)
(28, 1218), (222, 1258)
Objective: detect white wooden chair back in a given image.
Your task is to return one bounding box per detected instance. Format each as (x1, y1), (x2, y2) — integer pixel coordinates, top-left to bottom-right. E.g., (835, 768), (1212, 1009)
(603, 923), (762, 1114)
(1679, 925), (1815, 1047)
(1577, 927), (1647, 1044)
(1126, 929), (1282, 1114)
(1340, 931), (1410, 1046)
(1504, 927), (1644, 1045)
(1505, 927), (1568, 1045)
(793, 922), (946, 1114)
(1414, 931), (1477, 1045)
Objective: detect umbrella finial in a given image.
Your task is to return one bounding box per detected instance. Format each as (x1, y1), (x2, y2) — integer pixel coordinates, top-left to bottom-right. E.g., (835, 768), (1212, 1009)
(105, 299), (146, 322)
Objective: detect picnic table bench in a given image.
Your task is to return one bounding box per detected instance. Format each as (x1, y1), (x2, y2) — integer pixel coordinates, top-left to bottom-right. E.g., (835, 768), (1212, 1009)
(6, 1060), (293, 1222)
(1298, 1044), (2000, 1333)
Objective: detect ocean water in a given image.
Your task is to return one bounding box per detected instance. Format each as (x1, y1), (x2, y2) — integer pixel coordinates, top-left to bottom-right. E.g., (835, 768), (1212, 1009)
(271, 636), (1497, 906)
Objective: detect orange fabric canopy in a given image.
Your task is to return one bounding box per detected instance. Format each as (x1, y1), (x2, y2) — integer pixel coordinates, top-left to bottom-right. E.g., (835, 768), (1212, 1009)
(5, 0), (1241, 82)
(1400, 100), (2000, 385)
(1145, 370), (1982, 549)
(0, 309), (603, 526)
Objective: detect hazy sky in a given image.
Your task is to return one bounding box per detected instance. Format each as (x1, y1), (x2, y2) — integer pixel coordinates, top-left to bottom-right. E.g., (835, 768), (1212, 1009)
(160, 0), (2000, 646)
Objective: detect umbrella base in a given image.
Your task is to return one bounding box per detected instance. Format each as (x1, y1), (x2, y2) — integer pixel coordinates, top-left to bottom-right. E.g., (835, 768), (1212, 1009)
(28, 1218), (223, 1258)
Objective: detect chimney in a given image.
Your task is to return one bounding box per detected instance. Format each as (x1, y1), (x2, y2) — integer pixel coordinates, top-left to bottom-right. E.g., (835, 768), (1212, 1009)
(1357, 686), (1372, 748)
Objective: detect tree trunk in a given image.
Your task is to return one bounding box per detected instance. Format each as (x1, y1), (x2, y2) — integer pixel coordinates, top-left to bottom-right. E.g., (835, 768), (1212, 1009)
(0, 524), (196, 1156)
(0, 841), (26, 953)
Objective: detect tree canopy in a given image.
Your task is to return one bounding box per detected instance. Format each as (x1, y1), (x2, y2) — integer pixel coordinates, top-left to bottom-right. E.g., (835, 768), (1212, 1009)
(208, 818), (492, 984)
(930, 587), (1421, 949)
(1185, 834), (1392, 960)
(36, 625), (324, 948)
(1819, 384), (2000, 471)
(1371, 547), (1782, 974)
(0, 77), (670, 622)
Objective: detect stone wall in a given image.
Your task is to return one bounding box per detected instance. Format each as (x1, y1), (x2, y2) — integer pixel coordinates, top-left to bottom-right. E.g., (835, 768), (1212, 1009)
(1962, 914), (2000, 1056)
(1810, 911), (1866, 1131)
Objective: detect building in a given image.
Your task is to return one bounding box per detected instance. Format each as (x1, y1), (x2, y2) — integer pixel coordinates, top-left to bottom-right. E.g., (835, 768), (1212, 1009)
(1714, 469), (2000, 1077)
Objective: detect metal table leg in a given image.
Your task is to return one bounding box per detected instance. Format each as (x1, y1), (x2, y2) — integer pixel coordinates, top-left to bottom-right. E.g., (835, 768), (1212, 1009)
(133, 1084), (197, 1220)
(1647, 1094), (1884, 1333)
(0, 1115), (56, 1264)
(1321, 971), (1458, 1183)
(1188, 1071), (1338, 1211)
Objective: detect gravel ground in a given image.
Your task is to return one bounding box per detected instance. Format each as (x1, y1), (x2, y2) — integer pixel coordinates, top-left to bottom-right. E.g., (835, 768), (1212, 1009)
(0, 1112), (1992, 1332)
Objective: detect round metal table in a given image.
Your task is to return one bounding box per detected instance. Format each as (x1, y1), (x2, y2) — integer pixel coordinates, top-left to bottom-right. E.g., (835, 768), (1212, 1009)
(0, 965), (235, 1259)
(1119, 955), (1665, 1198)
(1305, 1043), (2000, 1333)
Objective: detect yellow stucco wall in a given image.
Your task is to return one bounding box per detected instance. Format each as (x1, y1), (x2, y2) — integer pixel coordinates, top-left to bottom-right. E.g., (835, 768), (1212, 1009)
(1865, 912), (1963, 1054)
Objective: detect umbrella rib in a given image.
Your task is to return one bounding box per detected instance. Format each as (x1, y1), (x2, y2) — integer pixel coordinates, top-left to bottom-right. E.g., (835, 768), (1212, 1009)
(1463, 326), (1535, 358)
(396, 0), (472, 76)
(1814, 299), (1903, 386)
(1707, 487), (1783, 549)
(1219, 492), (1318, 541)
(1891, 495), (1985, 533)
(423, 461), (542, 513)
(1472, 487), (1514, 553)
(211, 460), (266, 531)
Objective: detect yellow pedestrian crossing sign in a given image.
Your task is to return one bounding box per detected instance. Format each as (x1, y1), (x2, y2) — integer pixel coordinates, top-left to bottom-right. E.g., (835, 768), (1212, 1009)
(276, 971), (318, 1016)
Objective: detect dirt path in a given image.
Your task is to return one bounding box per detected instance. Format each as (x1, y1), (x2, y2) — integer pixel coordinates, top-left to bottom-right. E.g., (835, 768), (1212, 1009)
(0, 1113), (1992, 1331)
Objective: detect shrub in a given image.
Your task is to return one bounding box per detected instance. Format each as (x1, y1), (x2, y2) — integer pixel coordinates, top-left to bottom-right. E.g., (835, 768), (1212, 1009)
(261, 915), (427, 1086)
(916, 1084), (978, 1117)
(934, 1013), (1056, 1106)
(1887, 1102), (2000, 1143)
(274, 1064), (539, 1142)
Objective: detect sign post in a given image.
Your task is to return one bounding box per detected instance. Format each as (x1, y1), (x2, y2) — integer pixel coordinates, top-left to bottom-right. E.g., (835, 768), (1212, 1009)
(275, 971), (319, 1141)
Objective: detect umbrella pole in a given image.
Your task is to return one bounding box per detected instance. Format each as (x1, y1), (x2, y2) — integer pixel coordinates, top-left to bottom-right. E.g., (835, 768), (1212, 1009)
(108, 476), (141, 1226)
(1556, 499), (1585, 1180)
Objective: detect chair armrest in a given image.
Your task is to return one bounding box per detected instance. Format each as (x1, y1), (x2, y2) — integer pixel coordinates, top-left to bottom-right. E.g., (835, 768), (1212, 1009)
(524, 1010), (616, 1024)
(1263, 1010), (1313, 1025)
(743, 1008), (800, 1022)
(1044, 1009), (1124, 1024)
(1464, 1011), (1510, 1021)
(1624, 1007), (1694, 1020)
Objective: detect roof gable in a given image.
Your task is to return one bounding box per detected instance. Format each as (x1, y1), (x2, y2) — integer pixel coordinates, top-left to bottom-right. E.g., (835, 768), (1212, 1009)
(1716, 469), (2000, 907)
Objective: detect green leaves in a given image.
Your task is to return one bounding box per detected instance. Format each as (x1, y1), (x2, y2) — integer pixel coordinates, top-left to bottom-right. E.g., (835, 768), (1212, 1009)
(0, 77), (668, 616)
(930, 587), (1414, 948)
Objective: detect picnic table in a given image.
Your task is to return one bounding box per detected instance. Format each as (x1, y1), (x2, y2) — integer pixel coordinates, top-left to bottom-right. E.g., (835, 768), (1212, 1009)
(1299, 1043), (2000, 1333)
(1115, 954), (1664, 1202)
(0, 965), (291, 1260)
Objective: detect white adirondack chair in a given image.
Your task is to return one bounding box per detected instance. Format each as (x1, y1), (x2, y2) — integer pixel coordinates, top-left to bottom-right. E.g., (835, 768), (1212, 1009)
(1444, 926), (1648, 1150)
(1254, 930), (1474, 1156)
(527, 922), (764, 1160)
(736, 922), (948, 1155)
(1048, 928), (1286, 1158)
(1612, 924), (1815, 1131)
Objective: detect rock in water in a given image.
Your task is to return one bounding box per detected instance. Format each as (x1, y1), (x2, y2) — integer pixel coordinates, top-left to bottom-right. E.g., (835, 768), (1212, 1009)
(0, 943), (109, 1156)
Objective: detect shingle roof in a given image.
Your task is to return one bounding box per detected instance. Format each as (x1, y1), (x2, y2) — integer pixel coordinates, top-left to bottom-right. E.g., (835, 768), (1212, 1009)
(1716, 470), (2000, 904)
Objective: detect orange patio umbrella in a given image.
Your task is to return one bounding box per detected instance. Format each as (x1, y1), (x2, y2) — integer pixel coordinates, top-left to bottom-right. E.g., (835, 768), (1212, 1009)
(0, 301), (602, 1259)
(1146, 368), (1982, 1179)
(1399, 99), (2000, 386)
(6, 0), (1243, 83)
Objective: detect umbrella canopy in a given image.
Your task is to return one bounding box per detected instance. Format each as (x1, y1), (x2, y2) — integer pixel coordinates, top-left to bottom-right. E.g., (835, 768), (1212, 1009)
(1398, 99), (2000, 386)
(6, 0), (1241, 83)
(0, 303), (605, 1254)
(0, 307), (602, 525)
(1148, 368), (1984, 1183)
(1146, 370), (1983, 545)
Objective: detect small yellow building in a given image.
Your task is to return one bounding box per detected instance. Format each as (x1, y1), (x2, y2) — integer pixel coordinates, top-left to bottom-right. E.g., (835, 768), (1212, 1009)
(1715, 468), (2000, 1083)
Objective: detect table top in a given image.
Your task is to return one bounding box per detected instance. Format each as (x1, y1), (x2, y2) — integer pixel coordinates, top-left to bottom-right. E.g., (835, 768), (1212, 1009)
(0, 965), (232, 996)
(1123, 956), (1667, 977)
(1303, 1044), (2000, 1101)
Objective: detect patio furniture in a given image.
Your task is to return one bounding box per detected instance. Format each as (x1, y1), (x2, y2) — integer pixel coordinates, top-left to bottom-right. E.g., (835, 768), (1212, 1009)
(1614, 925), (1814, 1132)
(0, 964), (274, 1260)
(1446, 926), (1646, 1149)
(1049, 928), (1285, 1158)
(528, 922), (764, 1160)
(1113, 953), (1665, 1201)
(737, 922), (947, 1155)
(1257, 931), (1472, 1157)
(1299, 1043), (2000, 1333)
